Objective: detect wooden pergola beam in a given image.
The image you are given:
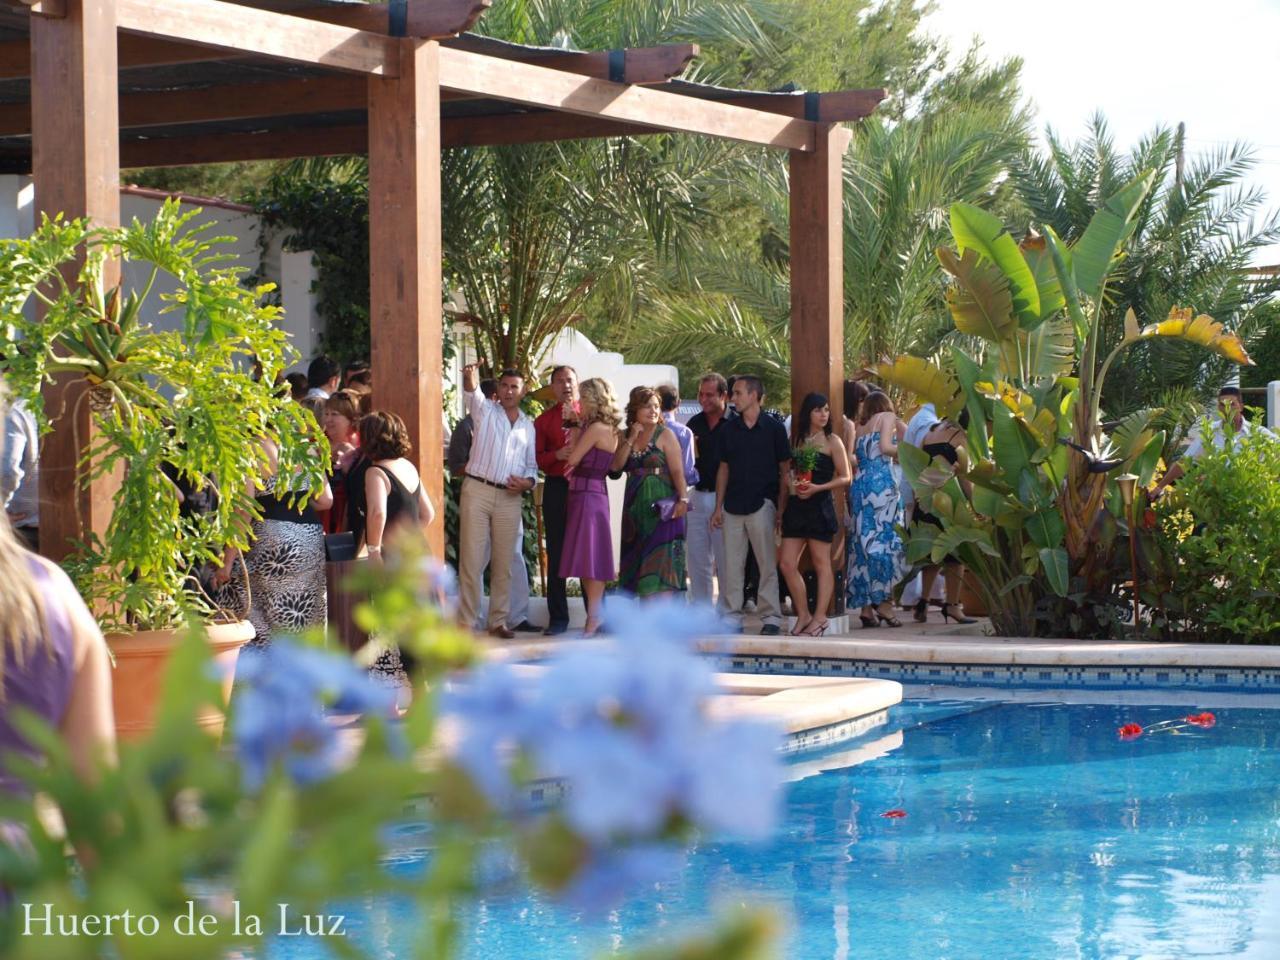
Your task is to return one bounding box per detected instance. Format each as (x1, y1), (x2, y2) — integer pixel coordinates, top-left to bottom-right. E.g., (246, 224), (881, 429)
(114, 0), (401, 75)
(110, 113), (661, 168)
(437, 45), (816, 150)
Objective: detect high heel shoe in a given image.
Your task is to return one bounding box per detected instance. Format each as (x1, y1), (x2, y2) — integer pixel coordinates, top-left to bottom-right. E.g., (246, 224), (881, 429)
(859, 614), (878, 629)
(913, 599), (928, 623)
(876, 610), (903, 628)
(789, 619), (812, 637)
(802, 618), (829, 637)
(940, 603), (977, 625)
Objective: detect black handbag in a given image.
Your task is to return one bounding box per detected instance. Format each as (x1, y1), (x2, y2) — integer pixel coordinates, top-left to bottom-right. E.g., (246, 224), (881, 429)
(324, 531), (357, 562)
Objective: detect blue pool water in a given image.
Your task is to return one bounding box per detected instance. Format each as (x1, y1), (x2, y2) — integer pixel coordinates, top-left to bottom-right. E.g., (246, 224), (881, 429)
(277, 692), (1280, 959)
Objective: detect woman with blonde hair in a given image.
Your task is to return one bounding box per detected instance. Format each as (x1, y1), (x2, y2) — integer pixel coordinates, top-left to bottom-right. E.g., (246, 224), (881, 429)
(558, 378), (621, 636)
(0, 393), (115, 793)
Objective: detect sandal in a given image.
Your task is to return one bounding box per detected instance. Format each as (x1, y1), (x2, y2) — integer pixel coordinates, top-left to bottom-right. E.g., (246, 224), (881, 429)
(802, 618), (829, 637)
(859, 614), (878, 629)
(913, 599), (928, 623)
(876, 610), (903, 628)
(789, 618), (812, 637)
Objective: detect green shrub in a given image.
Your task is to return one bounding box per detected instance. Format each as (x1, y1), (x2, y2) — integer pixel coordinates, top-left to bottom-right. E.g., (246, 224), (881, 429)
(1152, 426), (1280, 642)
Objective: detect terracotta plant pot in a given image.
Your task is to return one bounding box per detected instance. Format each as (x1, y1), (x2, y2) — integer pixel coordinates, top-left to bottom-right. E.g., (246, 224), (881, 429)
(958, 569), (988, 618)
(794, 470), (813, 485)
(106, 620), (253, 740)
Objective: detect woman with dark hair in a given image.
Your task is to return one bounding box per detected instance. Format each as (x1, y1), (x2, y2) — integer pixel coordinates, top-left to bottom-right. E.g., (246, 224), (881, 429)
(841, 379), (869, 458)
(609, 386), (688, 597)
(359, 410), (435, 558)
(911, 413), (977, 624)
(779, 392), (851, 636)
(846, 391), (909, 627)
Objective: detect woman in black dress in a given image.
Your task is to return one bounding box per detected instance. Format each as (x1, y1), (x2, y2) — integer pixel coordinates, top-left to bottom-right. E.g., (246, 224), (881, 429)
(779, 392), (852, 636)
(911, 414), (977, 624)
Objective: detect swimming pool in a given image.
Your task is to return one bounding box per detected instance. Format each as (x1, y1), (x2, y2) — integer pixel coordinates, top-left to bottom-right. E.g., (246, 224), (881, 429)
(278, 690), (1280, 959)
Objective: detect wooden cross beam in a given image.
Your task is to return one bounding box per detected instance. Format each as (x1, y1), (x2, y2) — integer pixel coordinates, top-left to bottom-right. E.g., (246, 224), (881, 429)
(113, 0), (401, 75)
(436, 46), (815, 150)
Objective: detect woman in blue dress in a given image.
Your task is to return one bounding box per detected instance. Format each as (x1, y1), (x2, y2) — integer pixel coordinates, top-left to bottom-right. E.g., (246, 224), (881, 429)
(846, 391), (909, 627)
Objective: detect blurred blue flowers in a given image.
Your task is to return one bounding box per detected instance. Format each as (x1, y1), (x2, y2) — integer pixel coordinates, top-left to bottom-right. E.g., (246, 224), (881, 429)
(233, 639), (396, 791)
(441, 597), (782, 910)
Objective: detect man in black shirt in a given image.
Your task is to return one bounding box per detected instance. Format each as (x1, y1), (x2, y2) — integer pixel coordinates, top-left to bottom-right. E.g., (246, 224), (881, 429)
(711, 375), (790, 635)
(686, 373), (733, 608)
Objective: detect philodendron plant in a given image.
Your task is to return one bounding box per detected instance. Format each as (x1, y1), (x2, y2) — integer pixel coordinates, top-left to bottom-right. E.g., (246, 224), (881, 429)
(0, 201), (327, 631)
(872, 173), (1252, 637)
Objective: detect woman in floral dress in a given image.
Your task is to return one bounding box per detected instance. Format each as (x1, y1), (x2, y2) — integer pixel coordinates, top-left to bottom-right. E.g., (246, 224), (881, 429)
(846, 391), (908, 627)
(610, 387), (688, 597)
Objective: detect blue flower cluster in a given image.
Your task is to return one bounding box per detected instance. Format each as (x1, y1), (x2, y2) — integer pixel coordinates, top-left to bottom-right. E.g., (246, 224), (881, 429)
(233, 640), (397, 791)
(442, 597), (782, 910)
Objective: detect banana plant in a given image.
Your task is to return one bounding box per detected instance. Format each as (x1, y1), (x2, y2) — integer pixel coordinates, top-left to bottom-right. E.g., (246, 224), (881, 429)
(871, 173), (1253, 636)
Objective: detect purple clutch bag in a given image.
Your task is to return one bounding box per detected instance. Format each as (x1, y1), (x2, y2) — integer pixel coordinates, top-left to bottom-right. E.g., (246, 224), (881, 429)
(653, 497), (680, 522)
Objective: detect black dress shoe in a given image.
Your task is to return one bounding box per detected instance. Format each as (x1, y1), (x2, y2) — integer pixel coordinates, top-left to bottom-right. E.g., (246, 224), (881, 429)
(543, 623), (569, 637)
(512, 620), (542, 633)
(760, 624), (781, 636)
(488, 626), (515, 640)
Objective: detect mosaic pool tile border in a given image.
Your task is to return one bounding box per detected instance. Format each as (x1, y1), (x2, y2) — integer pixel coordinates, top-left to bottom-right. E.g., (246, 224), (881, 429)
(780, 708), (888, 754)
(707, 654), (1280, 692)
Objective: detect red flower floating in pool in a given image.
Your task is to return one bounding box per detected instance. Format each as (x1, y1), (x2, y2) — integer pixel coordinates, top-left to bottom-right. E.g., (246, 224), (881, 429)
(1117, 723), (1144, 740)
(880, 809), (907, 819)
(1185, 712), (1216, 728)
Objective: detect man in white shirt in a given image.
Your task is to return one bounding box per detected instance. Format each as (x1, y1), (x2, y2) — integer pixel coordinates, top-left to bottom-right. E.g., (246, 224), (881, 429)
(1155, 386), (1270, 493)
(1, 396), (39, 552)
(304, 356), (341, 400)
(459, 363), (538, 638)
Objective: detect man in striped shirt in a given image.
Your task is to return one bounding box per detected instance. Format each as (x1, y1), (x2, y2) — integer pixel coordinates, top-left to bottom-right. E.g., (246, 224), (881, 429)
(459, 363), (538, 638)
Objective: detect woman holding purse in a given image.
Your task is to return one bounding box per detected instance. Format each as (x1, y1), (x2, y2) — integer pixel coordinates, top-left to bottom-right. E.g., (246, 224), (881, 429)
(610, 387), (688, 598)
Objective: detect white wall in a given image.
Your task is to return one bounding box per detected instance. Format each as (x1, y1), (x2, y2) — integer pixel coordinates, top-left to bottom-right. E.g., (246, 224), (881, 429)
(0, 176), (320, 368)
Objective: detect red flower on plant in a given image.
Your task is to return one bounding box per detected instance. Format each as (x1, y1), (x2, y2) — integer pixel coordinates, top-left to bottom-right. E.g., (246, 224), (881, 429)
(1185, 712), (1216, 728)
(880, 809), (907, 819)
(1117, 723), (1144, 740)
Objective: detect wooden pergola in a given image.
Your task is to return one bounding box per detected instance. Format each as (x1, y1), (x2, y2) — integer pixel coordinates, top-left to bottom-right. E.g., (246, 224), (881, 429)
(1, 0), (883, 558)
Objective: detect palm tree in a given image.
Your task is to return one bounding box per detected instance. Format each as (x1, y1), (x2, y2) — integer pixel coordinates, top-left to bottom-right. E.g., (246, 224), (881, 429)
(1010, 114), (1280, 416)
(620, 102), (1029, 391)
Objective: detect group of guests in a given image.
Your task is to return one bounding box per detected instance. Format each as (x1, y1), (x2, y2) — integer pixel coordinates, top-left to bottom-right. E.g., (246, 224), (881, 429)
(450, 361), (977, 639)
(210, 355), (434, 657)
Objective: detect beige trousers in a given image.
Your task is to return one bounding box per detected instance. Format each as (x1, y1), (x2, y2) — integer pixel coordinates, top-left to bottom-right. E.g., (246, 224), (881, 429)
(458, 477), (524, 630)
(721, 500), (782, 626)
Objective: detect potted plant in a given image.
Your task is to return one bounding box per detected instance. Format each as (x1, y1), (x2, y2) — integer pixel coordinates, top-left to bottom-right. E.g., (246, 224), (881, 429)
(791, 444), (820, 487)
(0, 201), (327, 736)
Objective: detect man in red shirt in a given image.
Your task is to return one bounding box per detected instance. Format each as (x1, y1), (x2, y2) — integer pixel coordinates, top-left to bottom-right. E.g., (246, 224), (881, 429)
(533, 365), (579, 635)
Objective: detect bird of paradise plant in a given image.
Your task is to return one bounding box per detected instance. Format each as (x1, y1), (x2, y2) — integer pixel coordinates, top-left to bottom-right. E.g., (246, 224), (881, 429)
(872, 172), (1253, 637)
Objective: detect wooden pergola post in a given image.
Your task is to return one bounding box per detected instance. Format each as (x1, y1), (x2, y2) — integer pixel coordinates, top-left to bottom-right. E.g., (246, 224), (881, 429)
(368, 39), (445, 557)
(30, 0), (122, 561)
(789, 122), (851, 427)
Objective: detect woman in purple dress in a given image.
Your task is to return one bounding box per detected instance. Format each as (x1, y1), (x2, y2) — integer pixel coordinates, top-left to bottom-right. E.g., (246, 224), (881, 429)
(559, 378), (621, 637)
(0, 464), (115, 794)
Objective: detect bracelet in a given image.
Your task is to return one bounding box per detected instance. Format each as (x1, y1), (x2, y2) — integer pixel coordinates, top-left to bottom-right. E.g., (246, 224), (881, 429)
(367, 545), (382, 554)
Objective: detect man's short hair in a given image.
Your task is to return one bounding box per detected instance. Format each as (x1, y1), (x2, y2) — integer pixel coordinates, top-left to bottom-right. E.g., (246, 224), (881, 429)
(285, 372), (309, 401)
(499, 368), (524, 382)
(550, 364), (576, 382)
(699, 373), (729, 396)
(479, 378), (499, 400)
(735, 375), (764, 401)
(656, 384), (679, 412)
(307, 355), (341, 389)
(1219, 385), (1243, 400)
